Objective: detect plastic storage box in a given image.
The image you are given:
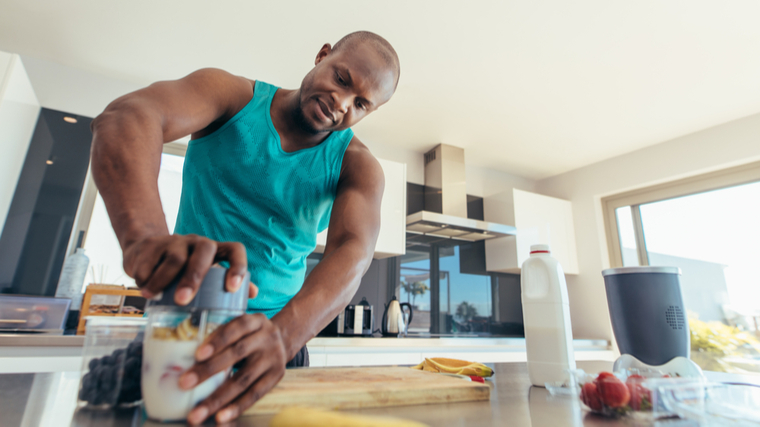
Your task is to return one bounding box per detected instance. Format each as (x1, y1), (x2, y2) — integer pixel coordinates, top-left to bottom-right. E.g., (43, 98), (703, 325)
(0, 295), (71, 333)
(77, 317), (145, 408)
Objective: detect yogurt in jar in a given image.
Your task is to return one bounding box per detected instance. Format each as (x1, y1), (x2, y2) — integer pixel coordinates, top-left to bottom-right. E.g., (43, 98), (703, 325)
(142, 320), (227, 421)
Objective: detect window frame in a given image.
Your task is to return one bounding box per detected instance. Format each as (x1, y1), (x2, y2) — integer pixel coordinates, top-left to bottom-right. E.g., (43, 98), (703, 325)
(65, 141), (188, 257)
(602, 160), (760, 267)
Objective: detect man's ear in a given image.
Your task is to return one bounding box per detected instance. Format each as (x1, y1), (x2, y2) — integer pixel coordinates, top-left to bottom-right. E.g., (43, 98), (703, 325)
(315, 43), (332, 65)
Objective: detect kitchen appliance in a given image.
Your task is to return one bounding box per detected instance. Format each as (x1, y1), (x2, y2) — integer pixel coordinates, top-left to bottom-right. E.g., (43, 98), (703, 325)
(406, 144), (516, 247)
(142, 267), (249, 421)
(382, 296), (413, 337)
(318, 297), (374, 337)
(602, 266), (690, 366)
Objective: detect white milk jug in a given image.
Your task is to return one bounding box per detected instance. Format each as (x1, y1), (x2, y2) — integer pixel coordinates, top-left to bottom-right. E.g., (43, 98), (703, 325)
(521, 244), (576, 387)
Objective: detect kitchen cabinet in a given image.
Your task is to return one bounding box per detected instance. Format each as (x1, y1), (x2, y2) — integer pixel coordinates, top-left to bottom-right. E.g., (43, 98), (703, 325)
(314, 157), (406, 259)
(0, 52), (40, 236)
(484, 189), (579, 274)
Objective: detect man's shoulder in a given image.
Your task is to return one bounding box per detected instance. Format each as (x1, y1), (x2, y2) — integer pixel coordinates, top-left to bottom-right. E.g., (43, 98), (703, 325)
(339, 136), (384, 190)
(185, 69), (256, 138)
(343, 136), (376, 167)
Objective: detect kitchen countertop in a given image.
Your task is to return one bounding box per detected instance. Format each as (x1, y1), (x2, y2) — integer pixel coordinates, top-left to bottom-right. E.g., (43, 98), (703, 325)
(0, 333), (85, 347)
(0, 360), (716, 427)
(0, 334), (613, 373)
(0, 333), (607, 349)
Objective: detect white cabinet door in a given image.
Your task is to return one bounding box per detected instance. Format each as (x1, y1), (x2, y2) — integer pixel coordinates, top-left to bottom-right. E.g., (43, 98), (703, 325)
(0, 52), (40, 232)
(315, 157), (406, 259)
(484, 189), (579, 274)
(0, 52), (41, 290)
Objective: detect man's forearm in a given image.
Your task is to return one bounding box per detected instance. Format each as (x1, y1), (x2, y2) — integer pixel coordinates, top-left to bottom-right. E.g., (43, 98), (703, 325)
(271, 239), (372, 360)
(91, 105), (169, 250)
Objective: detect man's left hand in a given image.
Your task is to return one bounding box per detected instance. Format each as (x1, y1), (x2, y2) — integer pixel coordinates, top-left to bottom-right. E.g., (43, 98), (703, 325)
(179, 313), (288, 424)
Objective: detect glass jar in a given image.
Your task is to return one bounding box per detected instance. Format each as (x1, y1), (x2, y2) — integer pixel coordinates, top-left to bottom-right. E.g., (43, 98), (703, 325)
(141, 267), (248, 422)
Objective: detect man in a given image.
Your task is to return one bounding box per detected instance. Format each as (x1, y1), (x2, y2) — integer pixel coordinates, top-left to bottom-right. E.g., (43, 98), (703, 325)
(90, 31), (400, 424)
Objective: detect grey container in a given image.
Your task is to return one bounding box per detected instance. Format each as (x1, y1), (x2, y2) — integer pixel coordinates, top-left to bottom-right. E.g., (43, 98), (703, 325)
(602, 266), (690, 366)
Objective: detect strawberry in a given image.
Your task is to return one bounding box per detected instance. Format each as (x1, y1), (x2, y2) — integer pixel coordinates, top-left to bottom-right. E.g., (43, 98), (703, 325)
(595, 372), (630, 408)
(626, 374), (652, 411)
(580, 382), (603, 411)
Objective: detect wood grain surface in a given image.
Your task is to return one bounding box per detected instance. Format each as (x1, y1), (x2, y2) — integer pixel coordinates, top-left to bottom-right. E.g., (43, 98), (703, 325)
(244, 366), (491, 416)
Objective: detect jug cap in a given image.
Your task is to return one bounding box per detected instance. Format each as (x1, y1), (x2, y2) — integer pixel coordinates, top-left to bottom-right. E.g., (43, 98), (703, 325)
(147, 266), (249, 312)
(530, 244), (550, 254)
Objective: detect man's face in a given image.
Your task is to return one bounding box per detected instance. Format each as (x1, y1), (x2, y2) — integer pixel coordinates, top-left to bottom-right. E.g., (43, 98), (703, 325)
(297, 43), (396, 133)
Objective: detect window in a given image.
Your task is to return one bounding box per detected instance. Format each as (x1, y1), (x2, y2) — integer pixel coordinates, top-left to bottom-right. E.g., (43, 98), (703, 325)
(397, 243), (517, 337)
(399, 248), (432, 333)
(438, 246), (492, 334)
(78, 148), (186, 289)
(604, 161), (760, 374)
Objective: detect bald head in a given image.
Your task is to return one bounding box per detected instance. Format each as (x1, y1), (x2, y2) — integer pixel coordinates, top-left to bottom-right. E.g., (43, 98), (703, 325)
(332, 31), (400, 89)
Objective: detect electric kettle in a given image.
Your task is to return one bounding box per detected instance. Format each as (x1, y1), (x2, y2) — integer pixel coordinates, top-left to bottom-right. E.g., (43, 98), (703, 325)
(381, 296), (413, 337)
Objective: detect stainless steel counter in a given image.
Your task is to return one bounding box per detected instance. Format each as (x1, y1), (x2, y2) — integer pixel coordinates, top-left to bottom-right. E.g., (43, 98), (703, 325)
(0, 361), (700, 427)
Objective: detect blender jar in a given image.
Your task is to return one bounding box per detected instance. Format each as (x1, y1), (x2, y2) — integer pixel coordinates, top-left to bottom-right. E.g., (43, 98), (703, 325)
(141, 267), (248, 422)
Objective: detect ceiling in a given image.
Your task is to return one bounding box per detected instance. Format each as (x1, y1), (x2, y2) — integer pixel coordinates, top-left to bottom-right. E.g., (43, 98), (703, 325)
(2, 0), (760, 180)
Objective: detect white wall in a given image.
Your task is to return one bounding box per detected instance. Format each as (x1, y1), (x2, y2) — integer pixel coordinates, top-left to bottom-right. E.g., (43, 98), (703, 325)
(535, 112), (760, 340)
(0, 52), (40, 238)
(362, 137), (539, 197)
(19, 55), (142, 118)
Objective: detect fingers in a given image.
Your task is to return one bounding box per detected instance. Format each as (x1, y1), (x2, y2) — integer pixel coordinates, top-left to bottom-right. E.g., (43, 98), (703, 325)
(248, 282), (259, 299)
(193, 314), (266, 363)
(124, 235), (248, 301)
(126, 240), (165, 290)
(139, 240), (189, 298)
(187, 356), (285, 425)
(215, 368), (285, 423)
(172, 237), (217, 305)
(216, 242), (248, 292)
(181, 327), (268, 389)
(186, 357), (267, 425)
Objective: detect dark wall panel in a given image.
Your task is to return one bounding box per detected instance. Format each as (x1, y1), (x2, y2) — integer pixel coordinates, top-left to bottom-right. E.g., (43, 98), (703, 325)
(406, 183), (425, 215)
(0, 109), (92, 295)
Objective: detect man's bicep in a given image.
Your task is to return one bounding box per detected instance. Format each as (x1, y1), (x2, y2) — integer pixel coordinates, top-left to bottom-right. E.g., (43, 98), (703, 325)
(102, 68), (252, 143)
(323, 155), (385, 257)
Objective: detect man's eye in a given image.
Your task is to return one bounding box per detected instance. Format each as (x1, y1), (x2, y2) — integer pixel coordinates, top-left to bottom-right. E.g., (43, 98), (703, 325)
(356, 101), (365, 110)
(336, 73), (346, 86)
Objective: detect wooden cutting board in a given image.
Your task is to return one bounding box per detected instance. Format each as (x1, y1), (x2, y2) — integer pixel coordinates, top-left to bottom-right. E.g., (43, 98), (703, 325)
(244, 366), (491, 415)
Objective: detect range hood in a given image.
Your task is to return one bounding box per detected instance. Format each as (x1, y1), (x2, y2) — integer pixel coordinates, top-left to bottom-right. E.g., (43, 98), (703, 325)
(406, 144), (516, 247)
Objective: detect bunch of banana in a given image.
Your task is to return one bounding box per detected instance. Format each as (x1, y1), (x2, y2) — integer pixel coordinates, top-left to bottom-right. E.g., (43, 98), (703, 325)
(411, 358), (494, 377)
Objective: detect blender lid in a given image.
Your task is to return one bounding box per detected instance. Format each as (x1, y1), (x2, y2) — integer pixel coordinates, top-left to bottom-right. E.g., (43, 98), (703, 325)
(602, 266), (682, 276)
(147, 267), (249, 311)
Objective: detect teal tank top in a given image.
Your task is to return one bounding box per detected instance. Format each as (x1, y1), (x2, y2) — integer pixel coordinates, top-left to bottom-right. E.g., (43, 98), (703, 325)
(174, 80), (354, 318)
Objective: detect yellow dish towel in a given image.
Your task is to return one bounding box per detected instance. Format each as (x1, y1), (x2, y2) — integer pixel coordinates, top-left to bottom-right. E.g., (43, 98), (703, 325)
(269, 407), (429, 427)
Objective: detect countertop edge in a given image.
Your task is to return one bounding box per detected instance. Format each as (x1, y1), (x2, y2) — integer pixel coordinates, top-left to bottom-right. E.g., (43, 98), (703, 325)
(0, 334), (609, 350)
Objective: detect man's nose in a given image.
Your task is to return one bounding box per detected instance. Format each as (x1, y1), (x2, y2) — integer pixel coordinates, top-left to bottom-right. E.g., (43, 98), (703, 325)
(331, 91), (350, 115)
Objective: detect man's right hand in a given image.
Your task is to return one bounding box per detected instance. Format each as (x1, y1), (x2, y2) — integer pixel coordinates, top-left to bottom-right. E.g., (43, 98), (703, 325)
(122, 234), (251, 305)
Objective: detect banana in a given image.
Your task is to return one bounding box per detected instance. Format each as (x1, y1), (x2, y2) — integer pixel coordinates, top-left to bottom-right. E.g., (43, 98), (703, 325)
(426, 358), (473, 368)
(410, 358), (494, 378)
(456, 365), (494, 377)
(423, 358), (462, 374)
(270, 407), (429, 427)
(422, 363), (439, 373)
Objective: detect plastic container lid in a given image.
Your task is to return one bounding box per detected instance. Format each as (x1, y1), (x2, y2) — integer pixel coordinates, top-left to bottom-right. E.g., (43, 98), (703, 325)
(602, 266), (682, 277)
(147, 267), (249, 312)
(530, 244), (550, 254)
